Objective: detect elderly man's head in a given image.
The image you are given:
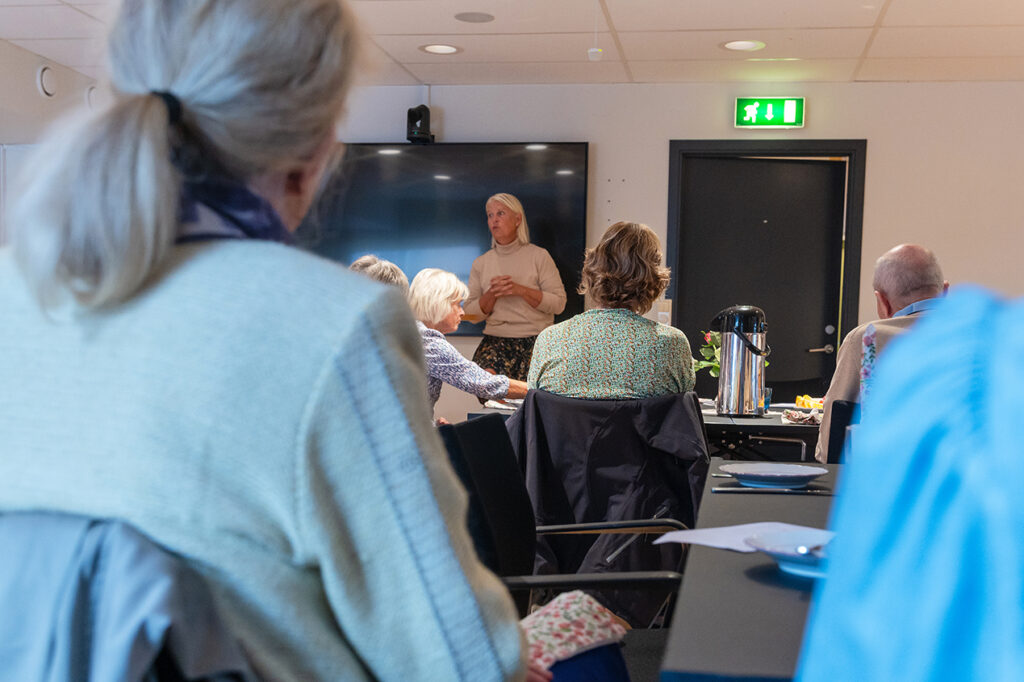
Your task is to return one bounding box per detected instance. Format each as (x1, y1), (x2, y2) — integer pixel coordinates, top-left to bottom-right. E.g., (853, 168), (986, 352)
(872, 244), (948, 319)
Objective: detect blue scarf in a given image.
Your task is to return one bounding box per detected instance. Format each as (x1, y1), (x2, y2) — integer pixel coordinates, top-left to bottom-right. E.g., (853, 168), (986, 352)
(176, 175), (294, 245)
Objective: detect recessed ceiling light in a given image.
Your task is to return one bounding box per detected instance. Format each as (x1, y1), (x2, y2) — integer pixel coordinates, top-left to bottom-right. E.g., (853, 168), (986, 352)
(723, 40), (766, 52)
(434, 174), (451, 181)
(377, 149), (401, 155)
(420, 44), (461, 55)
(454, 11), (494, 23)
(556, 169), (574, 175)
(525, 144), (548, 151)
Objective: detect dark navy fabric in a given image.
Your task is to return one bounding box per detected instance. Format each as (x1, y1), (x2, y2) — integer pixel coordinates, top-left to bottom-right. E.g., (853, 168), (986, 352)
(550, 643), (631, 682)
(0, 512), (253, 682)
(177, 174), (293, 245)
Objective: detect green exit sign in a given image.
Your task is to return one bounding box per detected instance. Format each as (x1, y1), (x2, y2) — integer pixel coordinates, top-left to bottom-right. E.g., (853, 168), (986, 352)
(735, 97), (805, 128)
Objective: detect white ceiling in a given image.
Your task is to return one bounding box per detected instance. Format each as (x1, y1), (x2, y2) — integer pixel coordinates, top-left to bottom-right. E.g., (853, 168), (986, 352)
(3, 0), (1024, 85)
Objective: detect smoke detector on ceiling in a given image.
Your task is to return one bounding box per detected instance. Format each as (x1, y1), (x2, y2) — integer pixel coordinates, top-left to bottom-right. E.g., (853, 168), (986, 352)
(588, 47), (603, 62)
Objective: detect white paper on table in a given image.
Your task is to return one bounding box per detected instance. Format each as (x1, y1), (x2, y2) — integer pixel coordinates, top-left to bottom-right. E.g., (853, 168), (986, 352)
(653, 522), (829, 553)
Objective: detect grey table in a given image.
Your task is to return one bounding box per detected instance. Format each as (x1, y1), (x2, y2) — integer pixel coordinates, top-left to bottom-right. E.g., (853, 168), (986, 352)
(660, 458), (839, 681)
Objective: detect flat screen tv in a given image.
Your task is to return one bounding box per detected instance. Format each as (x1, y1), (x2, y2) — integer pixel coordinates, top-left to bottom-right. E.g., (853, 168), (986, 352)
(297, 142), (588, 334)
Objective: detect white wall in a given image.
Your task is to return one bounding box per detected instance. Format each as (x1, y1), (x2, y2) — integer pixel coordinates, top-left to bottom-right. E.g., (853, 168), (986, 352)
(0, 40), (94, 144)
(342, 81), (1024, 317)
(341, 80), (1024, 421)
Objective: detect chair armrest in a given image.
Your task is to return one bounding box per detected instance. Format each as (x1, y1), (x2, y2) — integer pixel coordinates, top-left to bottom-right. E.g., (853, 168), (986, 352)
(502, 570), (683, 592)
(536, 519), (687, 535)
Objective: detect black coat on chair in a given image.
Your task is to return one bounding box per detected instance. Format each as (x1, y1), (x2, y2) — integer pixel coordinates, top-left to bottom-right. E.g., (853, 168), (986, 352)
(505, 389), (710, 625)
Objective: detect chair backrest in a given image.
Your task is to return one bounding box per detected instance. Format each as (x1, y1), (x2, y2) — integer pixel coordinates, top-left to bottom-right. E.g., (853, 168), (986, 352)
(0, 512), (252, 682)
(505, 389), (709, 626)
(438, 414), (537, 578)
(826, 400), (860, 464)
(507, 389), (710, 531)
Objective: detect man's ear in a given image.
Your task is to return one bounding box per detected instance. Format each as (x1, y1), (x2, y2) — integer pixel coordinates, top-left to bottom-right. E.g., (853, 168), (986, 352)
(875, 290), (894, 319)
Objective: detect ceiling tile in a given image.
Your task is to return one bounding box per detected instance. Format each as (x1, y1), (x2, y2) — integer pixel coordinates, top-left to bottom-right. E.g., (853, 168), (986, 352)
(373, 32), (620, 63)
(630, 59), (859, 83)
(0, 0), (61, 5)
(0, 5), (103, 39)
(856, 57), (1024, 81)
(354, 61), (422, 86)
(870, 26), (1024, 58)
(69, 3), (118, 23)
(605, 0), (881, 32)
(10, 37), (104, 66)
(351, 0), (608, 35)
(883, 0), (1024, 27)
(620, 28), (872, 61)
(405, 60), (630, 85)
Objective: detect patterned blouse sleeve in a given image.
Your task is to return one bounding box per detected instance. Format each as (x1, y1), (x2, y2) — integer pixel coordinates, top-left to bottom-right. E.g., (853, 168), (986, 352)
(422, 328), (510, 400)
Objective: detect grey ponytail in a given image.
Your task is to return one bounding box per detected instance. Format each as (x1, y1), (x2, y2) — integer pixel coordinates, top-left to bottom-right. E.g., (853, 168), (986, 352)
(12, 0), (358, 309)
(13, 93), (179, 308)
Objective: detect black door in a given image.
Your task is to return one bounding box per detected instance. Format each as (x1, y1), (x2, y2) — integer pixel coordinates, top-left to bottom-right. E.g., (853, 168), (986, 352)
(670, 153), (856, 403)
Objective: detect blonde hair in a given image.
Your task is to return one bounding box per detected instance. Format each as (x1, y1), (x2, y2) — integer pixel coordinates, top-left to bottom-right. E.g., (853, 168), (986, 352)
(12, 0), (359, 309)
(349, 254), (409, 294)
(579, 221), (670, 314)
(485, 193), (530, 247)
(408, 268), (469, 326)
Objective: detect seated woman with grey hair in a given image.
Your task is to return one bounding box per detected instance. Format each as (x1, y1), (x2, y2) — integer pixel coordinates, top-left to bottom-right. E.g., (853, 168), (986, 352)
(349, 253), (409, 293)
(409, 268), (529, 411)
(529, 221), (695, 398)
(0, 0), (531, 679)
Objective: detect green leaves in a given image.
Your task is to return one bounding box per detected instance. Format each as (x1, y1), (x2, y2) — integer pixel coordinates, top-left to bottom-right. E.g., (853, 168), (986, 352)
(694, 330), (721, 377)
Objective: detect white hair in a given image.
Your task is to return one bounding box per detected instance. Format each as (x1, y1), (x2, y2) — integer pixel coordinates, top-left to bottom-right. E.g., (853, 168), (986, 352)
(486, 193), (530, 247)
(408, 268), (469, 326)
(349, 254), (409, 294)
(11, 0), (359, 309)
(873, 244), (945, 311)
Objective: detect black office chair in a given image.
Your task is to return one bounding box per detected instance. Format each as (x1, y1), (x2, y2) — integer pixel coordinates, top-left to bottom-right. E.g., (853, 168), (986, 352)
(438, 414), (685, 621)
(826, 400), (860, 463)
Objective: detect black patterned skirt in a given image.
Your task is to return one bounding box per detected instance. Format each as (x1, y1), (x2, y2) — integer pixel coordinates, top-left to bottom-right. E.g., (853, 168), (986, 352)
(472, 334), (537, 382)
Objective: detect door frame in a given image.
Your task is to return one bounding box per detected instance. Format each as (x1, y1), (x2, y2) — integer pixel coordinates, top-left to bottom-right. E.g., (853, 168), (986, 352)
(666, 139), (867, 342)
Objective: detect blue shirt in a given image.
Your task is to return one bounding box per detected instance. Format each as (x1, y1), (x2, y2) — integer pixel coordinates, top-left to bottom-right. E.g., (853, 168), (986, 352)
(891, 296), (943, 318)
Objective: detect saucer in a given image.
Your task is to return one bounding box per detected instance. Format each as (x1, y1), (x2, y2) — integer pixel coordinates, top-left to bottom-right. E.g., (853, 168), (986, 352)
(745, 528), (835, 579)
(719, 462), (829, 489)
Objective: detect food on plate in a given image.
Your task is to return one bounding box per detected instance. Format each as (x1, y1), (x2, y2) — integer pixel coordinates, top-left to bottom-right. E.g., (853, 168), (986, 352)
(782, 409), (822, 425)
(795, 394), (824, 410)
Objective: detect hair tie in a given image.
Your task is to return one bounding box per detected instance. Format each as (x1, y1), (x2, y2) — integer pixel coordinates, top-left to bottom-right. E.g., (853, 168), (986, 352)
(151, 90), (182, 125)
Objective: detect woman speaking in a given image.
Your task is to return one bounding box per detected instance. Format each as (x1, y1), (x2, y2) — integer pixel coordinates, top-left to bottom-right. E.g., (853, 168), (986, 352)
(464, 193), (567, 381)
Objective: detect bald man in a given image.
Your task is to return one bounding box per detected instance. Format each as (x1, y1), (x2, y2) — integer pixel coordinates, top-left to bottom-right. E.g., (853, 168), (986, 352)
(815, 244), (949, 462)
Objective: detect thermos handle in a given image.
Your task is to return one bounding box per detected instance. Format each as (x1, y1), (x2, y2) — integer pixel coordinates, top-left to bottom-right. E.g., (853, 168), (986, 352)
(737, 334), (771, 357)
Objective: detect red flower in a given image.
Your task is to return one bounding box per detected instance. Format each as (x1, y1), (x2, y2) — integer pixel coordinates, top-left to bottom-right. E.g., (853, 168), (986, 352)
(704, 332), (712, 344)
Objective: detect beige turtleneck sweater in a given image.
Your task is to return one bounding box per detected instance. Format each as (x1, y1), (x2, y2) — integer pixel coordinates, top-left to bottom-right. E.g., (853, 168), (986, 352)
(464, 241), (567, 338)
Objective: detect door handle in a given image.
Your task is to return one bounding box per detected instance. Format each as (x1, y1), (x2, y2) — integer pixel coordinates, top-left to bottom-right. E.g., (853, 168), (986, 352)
(807, 344), (835, 354)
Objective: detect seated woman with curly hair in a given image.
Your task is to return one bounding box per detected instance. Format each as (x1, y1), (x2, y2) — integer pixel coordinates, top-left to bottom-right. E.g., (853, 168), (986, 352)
(528, 221), (695, 399)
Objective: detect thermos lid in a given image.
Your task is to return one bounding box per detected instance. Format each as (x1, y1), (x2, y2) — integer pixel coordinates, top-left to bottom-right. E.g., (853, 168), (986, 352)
(710, 305), (767, 334)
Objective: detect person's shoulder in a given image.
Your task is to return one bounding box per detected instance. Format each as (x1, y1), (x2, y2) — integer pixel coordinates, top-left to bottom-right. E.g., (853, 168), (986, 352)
(654, 319), (689, 341)
(522, 243), (553, 259)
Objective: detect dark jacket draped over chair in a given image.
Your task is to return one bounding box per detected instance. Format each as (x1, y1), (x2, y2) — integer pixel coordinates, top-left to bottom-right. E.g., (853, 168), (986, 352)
(506, 390), (709, 625)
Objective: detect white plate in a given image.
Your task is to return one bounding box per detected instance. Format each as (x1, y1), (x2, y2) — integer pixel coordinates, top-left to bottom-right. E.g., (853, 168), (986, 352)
(719, 462), (829, 489)
(745, 529), (834, 579)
